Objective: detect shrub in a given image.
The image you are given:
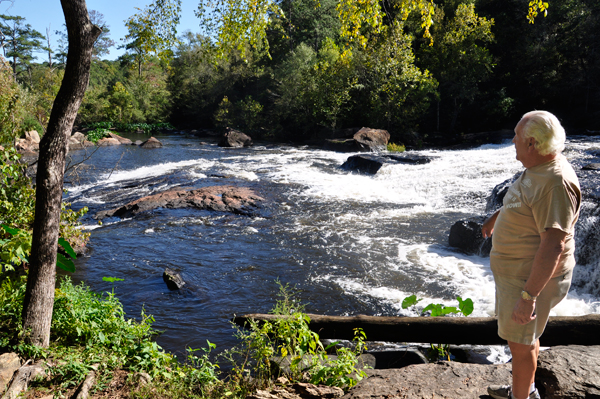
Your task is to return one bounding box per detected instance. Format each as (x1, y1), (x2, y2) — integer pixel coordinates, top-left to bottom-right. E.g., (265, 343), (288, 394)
(86, 128), (110, 143)
(387, 142), (406, 153)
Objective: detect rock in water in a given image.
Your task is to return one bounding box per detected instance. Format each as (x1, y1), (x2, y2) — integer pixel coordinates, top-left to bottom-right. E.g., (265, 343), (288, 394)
(163, 268), (186, 290)
(353, 127), (390, 151)
(448, 219), (492, 256)
(140, 137), (163, 148)
(95, 185), (264, 219)
(341, 155), (384, 174)
(218, 127), (253, 148)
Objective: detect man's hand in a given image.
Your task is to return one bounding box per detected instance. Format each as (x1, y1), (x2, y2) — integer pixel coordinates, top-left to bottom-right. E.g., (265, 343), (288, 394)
(482, 210), (500, 238)
(512, 298), (536, 325)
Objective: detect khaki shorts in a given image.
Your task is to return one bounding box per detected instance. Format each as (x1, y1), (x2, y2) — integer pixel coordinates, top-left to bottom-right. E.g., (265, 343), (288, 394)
(493, 269), (572, 345)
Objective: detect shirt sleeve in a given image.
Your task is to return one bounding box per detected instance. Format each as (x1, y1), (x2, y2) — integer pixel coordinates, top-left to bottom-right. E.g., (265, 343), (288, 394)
(531, 184), (579, 235)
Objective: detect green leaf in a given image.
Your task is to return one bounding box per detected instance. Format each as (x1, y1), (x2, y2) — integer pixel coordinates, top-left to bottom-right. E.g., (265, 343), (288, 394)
(103, 276), (125, 283)
(58, 237), (77, 259)
(401, 294), (422, 309)
(1, 224), (20, 235)
(56, 253), (75, 273)
(457, 297), (474, 316)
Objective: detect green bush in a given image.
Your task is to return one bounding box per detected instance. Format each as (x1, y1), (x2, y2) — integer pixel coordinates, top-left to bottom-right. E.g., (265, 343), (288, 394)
(86, 128), (111, 143)
(387, 142), (406, 153)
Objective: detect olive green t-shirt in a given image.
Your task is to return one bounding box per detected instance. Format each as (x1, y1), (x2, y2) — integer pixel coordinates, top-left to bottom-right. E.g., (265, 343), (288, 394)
(490, 155), (581, 278)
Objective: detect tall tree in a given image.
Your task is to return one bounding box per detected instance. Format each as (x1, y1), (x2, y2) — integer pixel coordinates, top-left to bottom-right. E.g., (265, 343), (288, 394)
(121, 0), (181, 76)
(21, 0), (101, 347)
(89, 10), (114, 59)
(0, 14), (46, 81)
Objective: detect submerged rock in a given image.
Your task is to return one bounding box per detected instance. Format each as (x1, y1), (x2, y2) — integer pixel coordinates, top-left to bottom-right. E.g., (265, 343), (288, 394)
(95, 185), (264, 219)
(163, 268), (186, 290)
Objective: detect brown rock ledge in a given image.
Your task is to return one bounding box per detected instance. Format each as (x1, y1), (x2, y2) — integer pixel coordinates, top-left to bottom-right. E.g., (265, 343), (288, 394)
(95, 185), (264, 219)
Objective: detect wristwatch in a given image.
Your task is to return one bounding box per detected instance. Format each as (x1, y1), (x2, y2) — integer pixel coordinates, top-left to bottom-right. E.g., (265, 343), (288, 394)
(521, 290), (537, 302)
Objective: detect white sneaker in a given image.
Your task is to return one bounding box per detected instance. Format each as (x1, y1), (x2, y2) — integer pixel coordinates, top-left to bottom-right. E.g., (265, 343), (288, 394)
(487, 385), (541, 399)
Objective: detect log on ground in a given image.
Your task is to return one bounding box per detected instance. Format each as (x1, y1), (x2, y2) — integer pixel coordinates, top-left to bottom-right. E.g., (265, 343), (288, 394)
(233, 314), (600, 346)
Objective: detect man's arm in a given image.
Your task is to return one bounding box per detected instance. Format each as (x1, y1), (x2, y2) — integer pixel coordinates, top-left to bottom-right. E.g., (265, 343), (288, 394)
(481, 209), (500, 238)
(511, 228), (568, 325)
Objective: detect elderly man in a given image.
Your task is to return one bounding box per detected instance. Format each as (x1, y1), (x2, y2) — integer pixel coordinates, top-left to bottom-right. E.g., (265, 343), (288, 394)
(482, 111), (581, 399)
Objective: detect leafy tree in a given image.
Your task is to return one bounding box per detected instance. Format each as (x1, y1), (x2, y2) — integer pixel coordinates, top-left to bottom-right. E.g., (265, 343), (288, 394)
(416, 1), (494, 133)
(121, 0), (181, 77)
(22, 0), (101, 348)
(0, 58), (30, 144)
(89, 10), (115, 59)
(0, 15), (47, 82)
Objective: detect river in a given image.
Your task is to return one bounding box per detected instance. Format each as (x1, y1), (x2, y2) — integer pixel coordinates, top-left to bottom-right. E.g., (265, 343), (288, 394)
(64, 132), (600, 362)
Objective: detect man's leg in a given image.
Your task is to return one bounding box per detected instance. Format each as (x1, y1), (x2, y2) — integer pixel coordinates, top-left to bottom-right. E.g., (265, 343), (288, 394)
(508, 339), (539, 399)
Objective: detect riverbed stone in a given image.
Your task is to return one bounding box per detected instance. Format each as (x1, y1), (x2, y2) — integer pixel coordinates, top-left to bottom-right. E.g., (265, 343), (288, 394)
(218, 127), (253, 148)
(341, 362), (512, 399)
(95, 185), (264, 219)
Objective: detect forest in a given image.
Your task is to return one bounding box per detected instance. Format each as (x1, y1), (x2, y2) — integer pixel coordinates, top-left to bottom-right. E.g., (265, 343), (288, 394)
(0, 0), (598, 148)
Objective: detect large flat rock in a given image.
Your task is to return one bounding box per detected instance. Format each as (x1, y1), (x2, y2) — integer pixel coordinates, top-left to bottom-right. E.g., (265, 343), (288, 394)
(95, 185), (263, 219)
(341, 362), (511, 399)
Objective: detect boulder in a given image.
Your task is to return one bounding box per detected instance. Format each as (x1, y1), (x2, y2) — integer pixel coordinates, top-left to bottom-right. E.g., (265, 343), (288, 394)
(448, 219), (492, 256)
(341, 362), (512, 399)
(582, 163), (600, 171)
(97, 137), (121, 146)
(140, 137), (163, 149)
(24, 130), (40, 144)
(341, 155), (384, 175)
(163, 268), (186, 290)
(353, 127), (390, 151)
(71, 131), (86, 143)
(15, 137), (38, 152)
(95, 185), (264, 219)
(0, 353), (21, 394)
(218, 128), (253, 148)
(108, 132), (133, 145)
(485, 173), (520, 213)
(537, 345), (600, 398)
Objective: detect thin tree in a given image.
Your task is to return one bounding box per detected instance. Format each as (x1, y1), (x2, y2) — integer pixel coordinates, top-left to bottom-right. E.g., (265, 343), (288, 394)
(21, 0), (101, 347)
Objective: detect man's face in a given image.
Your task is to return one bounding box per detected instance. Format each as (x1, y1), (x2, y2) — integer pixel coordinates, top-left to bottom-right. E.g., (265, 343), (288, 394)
(513, 119), (533, 166)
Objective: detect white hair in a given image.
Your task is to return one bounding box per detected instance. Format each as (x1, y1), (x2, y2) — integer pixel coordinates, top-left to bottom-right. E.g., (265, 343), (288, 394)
(520, 110), (565, 156)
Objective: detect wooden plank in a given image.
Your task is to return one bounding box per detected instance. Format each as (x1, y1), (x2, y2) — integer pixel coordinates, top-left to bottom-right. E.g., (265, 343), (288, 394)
(233, 313), (600, 346)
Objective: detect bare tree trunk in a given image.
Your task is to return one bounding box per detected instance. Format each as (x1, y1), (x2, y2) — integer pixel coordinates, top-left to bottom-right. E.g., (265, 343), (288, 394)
(21, 0), (101, 347)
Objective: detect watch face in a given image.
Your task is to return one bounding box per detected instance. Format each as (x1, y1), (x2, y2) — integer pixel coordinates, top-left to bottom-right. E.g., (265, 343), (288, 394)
(521, 290), (534, 301)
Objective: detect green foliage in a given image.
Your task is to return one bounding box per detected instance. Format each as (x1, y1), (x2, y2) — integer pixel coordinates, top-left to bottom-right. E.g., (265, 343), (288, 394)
(84, 121), (175, 133)
(387, 142), (406, 152)
(0, 147), (35, 229)
(86, 128), (110, 143)
(401, 294), (474, 361)
(122, 0), (181, 76)
(229, 282), (367, 390)
(0, 61), (28, 145)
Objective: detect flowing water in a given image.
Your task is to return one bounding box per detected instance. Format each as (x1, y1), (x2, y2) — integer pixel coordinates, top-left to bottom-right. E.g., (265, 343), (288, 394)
(64, 133), (600, 361)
